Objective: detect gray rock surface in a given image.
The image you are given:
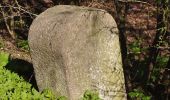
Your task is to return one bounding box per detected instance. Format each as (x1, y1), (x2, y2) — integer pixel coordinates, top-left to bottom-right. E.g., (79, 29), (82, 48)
(28, 5), (127, 100)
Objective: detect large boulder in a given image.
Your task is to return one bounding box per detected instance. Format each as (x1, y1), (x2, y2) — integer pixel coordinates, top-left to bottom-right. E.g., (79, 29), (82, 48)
(28, 5), (127, 100)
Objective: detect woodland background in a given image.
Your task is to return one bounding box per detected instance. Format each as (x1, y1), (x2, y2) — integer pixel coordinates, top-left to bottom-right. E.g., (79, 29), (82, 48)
(0, 0), (169, 99)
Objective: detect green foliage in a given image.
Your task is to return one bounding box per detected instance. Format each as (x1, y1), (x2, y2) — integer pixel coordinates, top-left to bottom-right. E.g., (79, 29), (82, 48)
(0, 39), (4, 48)
(57, 96), (67, 100)
(0, 67), (57, 99)
(16, 40), (29, 51)
(0, 51), (58, 99)
(156, 55), (169, 67)
(129, 89), (151, 100)
(150, 55), (169, 82)
(128, 41), (142, 54)
(82, 90), (101, 100)
(0, 51), (9, 68)
(40, 89), (57, 99)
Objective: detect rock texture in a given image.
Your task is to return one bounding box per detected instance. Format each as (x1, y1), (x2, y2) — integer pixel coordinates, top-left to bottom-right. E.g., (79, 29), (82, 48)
(28, 5), (127, 100)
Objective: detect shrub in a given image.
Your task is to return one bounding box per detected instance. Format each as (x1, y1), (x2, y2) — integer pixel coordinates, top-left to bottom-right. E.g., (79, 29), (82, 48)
(128, 89), (151, 100)
(0, 51), (57, 99)
(82, 90), (101, 100)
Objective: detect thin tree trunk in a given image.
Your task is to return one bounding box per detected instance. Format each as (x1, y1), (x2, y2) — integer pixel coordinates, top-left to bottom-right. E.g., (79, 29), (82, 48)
(113, 0), (132, 96)
(145, 1), (168, 82)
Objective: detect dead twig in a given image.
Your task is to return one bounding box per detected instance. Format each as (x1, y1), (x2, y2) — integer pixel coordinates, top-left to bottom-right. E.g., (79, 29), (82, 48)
(0, 5), (38, 16)
(0, 8), (16, 39)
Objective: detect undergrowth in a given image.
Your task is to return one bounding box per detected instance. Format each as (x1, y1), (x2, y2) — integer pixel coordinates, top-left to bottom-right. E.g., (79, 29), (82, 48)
(0, 51), (57, 99)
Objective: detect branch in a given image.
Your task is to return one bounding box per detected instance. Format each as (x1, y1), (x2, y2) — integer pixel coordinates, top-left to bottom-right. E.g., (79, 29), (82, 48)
(0, 5), (38, 16)
(0, 8), (16, 39)
(118, 0), (152, 6)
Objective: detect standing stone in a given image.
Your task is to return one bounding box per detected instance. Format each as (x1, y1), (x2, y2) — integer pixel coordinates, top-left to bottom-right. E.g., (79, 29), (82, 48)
(28, 5), (127, 100)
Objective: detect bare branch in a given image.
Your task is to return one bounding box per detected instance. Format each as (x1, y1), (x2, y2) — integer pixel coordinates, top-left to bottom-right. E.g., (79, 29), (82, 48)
(0, 8), (16, 39)
(118, 0), (152, 6)
(0, 5), (38, 16)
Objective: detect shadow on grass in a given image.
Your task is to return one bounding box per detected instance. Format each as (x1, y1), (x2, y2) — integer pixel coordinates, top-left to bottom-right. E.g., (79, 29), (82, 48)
(5, 59), (39, 91)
